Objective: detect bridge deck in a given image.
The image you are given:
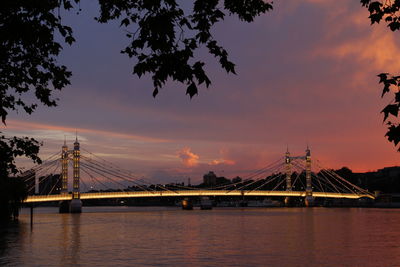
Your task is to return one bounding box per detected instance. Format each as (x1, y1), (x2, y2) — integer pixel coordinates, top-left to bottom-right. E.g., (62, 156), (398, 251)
(24, 190), (375, 203)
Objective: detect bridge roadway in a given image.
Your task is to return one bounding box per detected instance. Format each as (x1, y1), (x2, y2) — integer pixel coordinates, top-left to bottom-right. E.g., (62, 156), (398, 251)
(24, 190), (375, 203)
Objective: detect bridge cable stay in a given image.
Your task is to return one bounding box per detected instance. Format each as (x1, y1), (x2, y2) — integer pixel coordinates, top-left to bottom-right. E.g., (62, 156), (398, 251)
(80, 159), (178, 194)
(316, 161), (371, 195)
(80, 159), (176, 194)
(22, 158), (60, 184)
(291, 159), (353, 195)
(311, 168), (344, 194)
(313, 160), (369, 196)
(27, 159), (60, 195)
(80, 155), (194, 194)
(46, 162), (63, 196)
(79, 163), (131, 192)
(80, 167), (117, 192)
(81, 153), (195, 191)
(39, 160), (60, 195)
(80, 155), (168, 192)
(214, 157), (285, 191)
(249, 172), (287, 192)
(318, 168), (364, 196)
(290, 169), (304, 191)
(83, 148), (198, 190)
(239, 163), (287, 191)
(225, 161), (286, 192)
(221, 159), (286, 192)
(80, 157), (152, 191)
(26, 159), (60, 193)
(239, 157), (285, 181)
(81, 149), (149, 183)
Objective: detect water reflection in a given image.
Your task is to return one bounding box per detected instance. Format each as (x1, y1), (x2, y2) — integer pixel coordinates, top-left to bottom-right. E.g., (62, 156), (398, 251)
(0, 222), (24, 265)
(4, 207), (400, 266)
(60, 214), (81, 266)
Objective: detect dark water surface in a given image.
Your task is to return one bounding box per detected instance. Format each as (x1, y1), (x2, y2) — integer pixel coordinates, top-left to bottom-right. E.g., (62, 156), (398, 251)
(1, 207), (399, 267)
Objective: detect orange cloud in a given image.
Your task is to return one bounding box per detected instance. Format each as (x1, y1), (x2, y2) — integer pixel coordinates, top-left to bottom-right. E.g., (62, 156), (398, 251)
(177, 147), (199, 167)
(209, 159), (235, 166)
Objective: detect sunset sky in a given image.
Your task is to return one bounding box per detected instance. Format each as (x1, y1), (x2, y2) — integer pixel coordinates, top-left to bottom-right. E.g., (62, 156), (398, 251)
(4, 0), (400, 183)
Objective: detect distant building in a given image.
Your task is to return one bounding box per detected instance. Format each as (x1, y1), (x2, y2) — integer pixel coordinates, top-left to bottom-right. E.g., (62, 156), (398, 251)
(203, 171), (217, 186)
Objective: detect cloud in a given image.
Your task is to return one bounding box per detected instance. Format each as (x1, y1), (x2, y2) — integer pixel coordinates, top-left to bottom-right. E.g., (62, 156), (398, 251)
(209, 159), (235, 166)
(5, 119), (169, 143)
(177, 147), (200, 167)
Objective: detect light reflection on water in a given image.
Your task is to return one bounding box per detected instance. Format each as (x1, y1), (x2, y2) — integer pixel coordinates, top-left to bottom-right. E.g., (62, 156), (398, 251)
(1, 207), (400, 267)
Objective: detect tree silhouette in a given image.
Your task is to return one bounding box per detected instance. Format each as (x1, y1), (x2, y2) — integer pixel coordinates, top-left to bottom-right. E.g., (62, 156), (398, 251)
(361, 0), (400, 151)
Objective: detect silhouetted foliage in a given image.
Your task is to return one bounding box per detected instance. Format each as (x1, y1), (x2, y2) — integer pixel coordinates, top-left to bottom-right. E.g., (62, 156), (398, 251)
(361, 0), (400, 151)
(96, 0), (273, 97)
(0, 0), (74, 123)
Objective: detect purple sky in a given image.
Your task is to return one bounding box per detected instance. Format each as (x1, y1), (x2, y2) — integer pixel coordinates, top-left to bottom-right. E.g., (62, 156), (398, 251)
(5, 0), (400, 183)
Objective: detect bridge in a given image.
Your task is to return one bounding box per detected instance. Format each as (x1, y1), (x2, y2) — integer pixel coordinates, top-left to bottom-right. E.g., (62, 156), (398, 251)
(22, 138), (375, 212)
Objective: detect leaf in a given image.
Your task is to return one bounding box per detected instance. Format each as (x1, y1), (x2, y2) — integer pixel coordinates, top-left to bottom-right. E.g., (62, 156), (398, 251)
(369, 13), (382, 24)
(152, 88), (159, 98)
(385, 124), (400, 146)
(381, 104), (399, 121)
(381, 83), (391, 97)
(186, 82), (198, 98)
(395, 92), (400, 103)
(378, 73), (388, 83)
(120, 18), (130, 27)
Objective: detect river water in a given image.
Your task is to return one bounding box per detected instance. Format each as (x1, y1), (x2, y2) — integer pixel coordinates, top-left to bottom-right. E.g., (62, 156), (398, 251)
(1, 207), (399, 267)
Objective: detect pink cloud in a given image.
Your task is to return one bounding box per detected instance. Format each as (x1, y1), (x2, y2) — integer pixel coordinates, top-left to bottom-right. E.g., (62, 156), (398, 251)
(178, 147), (199, 167)
(5, 119), (169, 143)
(209, 159), (235, 166)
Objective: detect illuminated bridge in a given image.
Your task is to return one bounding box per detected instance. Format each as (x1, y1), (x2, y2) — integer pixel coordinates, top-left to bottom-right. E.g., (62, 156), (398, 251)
(22, 139), (375, 211)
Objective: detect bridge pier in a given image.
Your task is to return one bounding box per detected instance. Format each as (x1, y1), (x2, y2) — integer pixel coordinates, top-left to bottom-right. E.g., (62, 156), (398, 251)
(59, 200), (70, 213)
(70, 198), (82, 213)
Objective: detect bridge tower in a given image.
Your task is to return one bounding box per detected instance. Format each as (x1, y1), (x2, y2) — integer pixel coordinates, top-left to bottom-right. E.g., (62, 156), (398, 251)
(61, 139), (69, 194)
(70, 135), (82, 213)
(285, 148), (292, 191)
(59, 139), (70, 213)
(284, 148), (293, 206)
(304, 146), (314, 206)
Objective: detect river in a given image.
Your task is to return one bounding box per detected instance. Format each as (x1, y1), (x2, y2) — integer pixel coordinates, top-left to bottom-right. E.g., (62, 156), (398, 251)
(0, 207), (399, 266)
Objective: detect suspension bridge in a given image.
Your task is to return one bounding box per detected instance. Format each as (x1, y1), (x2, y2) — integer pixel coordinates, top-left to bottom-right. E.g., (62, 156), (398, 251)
(21, 138), (375, 213)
